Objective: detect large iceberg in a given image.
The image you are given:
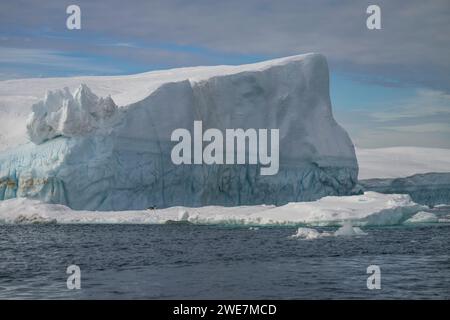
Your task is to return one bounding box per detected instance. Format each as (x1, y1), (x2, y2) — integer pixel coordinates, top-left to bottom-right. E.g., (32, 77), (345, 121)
(0, 53), (358, 210)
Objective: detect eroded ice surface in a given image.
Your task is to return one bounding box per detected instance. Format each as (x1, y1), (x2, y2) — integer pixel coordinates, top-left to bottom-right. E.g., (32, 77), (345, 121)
(26, 84), (118, 144)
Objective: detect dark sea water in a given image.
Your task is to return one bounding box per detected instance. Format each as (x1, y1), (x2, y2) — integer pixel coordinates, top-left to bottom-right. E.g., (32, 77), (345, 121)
(0, 222), (448, 299)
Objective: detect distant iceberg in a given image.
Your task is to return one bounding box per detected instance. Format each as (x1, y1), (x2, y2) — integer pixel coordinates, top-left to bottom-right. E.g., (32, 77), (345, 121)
(359, 172), (450, 206)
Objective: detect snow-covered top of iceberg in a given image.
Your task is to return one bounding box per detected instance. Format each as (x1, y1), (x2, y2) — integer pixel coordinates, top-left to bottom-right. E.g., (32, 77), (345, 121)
(0, 53), (319, 151)
(1, 53), (317, 105)
(26, 84), (118, 144)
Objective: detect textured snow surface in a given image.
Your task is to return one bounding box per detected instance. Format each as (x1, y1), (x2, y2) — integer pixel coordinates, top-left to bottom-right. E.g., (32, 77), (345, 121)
(0, 53), (358, 209)
(0, 192), (426, 226)
(27, 84), (118, 144)
(357, 147), (450, 180)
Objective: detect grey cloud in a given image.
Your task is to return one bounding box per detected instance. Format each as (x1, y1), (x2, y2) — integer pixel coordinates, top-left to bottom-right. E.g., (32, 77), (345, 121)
(335, 88), (450, 148)
(0, 0), (449, 89)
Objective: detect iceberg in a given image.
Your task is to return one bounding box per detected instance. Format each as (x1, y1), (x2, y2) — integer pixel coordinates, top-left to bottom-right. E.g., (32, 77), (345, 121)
(0, 53), (358, 210)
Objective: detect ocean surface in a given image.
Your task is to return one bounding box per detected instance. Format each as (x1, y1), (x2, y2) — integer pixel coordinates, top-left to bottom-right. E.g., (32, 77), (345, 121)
(0, 218), (449, 299)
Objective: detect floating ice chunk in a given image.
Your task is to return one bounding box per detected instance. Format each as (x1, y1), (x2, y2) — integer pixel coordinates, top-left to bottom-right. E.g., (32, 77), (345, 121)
(290, 227), (332, 240)
(291, 224), (367, 240)
(291, 227), (320, 239)
(404, 211), (438, 224)
(334, 222), (368, 236)
(26, 84), (118, 144)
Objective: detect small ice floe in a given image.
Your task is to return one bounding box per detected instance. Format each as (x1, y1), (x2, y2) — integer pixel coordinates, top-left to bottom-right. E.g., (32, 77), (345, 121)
(404, 211), (438, 224)
(290, 223), (368, 240)
(334, 222), (368, 236)
(290, 227), (332, 240)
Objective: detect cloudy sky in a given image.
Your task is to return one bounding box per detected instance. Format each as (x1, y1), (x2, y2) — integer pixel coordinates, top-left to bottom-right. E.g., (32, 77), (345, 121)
(0, 0), (449, 148)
